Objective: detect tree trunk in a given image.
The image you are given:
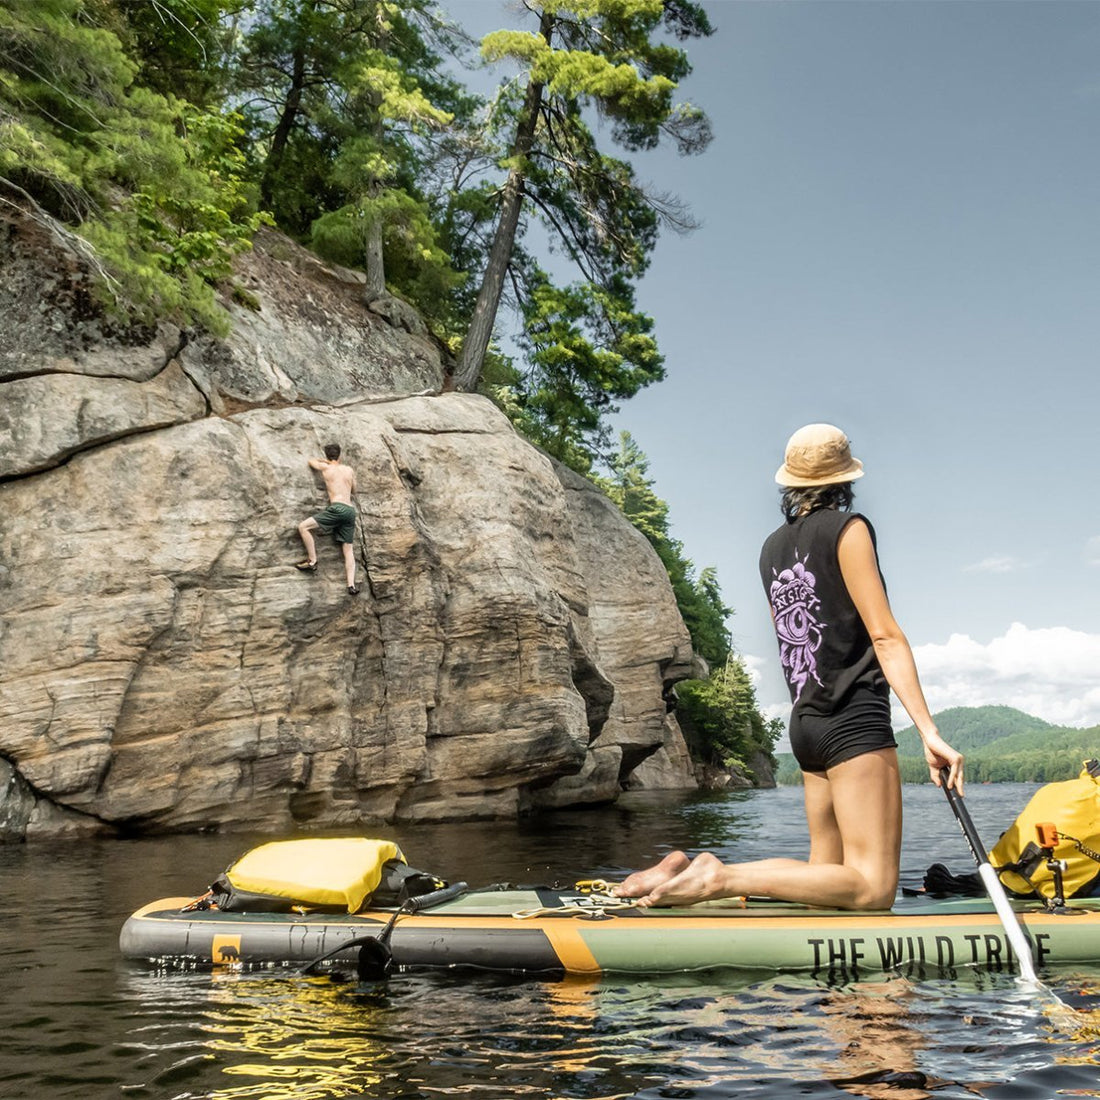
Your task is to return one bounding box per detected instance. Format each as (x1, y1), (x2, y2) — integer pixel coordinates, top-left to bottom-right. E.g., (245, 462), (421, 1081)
(453, 14), (552, 392)
(364, 105), (386, 300)
(364, 199), (385, 300)
(363, 5), (387, 301)
(261, 44), (307, 209)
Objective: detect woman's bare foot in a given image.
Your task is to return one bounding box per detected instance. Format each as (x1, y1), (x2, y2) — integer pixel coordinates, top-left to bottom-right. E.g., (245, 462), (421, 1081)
(635, 852), (734, 908)
(612, 851), (692, 898)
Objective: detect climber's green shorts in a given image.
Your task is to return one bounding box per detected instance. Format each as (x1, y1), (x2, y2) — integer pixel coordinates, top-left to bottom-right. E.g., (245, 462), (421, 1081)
(311, 502), (356, 544)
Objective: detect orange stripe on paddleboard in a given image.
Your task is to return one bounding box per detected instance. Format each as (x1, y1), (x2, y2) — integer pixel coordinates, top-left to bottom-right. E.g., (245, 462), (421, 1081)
(539, 922), (602, 973)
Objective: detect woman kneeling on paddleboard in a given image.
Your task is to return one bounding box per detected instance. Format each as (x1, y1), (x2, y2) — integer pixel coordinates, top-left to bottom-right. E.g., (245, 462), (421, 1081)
(615, 424), (965, 912)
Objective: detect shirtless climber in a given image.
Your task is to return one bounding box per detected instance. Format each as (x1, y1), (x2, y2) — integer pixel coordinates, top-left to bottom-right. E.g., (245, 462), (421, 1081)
(295, 443), (360, 595)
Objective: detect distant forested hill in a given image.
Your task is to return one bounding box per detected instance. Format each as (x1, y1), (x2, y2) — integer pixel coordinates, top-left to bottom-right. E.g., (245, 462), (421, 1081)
(775, 705), (1100, 785)
(892, 705), (1054, 756)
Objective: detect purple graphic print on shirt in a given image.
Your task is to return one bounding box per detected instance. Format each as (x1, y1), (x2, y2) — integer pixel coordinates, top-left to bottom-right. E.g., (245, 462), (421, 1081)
(769, 553), (826, 701)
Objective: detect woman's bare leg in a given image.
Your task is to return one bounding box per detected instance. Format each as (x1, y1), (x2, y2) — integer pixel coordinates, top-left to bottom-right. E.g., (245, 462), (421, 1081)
(803, 768), (843, 865)
(635, 749), (902, 911)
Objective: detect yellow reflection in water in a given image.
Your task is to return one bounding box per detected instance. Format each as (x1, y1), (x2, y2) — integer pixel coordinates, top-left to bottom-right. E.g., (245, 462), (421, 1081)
(200, 974), (388, 1100)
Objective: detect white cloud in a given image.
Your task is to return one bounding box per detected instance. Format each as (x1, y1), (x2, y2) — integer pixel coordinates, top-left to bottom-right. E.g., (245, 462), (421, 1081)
(741, 652), (767, 687)
(1086, 536), (1100, 567)
(747, 623), (1100, 754)
(909, 623), (1100, 729)
(741, 652), (793, 749)
(963, 555), (1027, 574)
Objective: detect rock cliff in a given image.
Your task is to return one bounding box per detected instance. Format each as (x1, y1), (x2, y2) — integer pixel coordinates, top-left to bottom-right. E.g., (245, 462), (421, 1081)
(0, 211), (700, 840)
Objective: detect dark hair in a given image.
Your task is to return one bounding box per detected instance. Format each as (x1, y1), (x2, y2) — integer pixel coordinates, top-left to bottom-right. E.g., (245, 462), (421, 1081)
(781, 481), (854, 522)
(323, 443), (341, 461)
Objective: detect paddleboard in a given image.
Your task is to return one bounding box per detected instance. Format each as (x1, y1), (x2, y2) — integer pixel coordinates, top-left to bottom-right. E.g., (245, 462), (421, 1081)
(119, 886), (1100, 978)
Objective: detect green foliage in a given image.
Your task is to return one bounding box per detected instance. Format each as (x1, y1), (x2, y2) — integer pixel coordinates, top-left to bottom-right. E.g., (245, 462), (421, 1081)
(1, 0), (136, 212)
(601, 430), (670, 545)
(310, 183), (464, 326)
(897, 715), (1100, 785)
(0, 0), (263, 330)
(505, 273), (663, 472)
(234, 0), (470, 327)
(893, 705), (1056, 757)
(592, 432), (775, 776)
(128, 107), (263, 278)
(457, 0), (713, 423)
(1, 0), (477, 332)
(482, 0), (712, 154)
(676, 657), (781, 775)
(774, 754), (803, 786)
(104, 0), (236, 106)
(680, 567), (733, 672)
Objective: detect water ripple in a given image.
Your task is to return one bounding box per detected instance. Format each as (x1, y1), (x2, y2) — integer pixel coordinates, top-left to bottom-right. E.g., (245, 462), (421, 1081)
(5, 786), (1100, 1098)
(94, 968), (1100, 1100)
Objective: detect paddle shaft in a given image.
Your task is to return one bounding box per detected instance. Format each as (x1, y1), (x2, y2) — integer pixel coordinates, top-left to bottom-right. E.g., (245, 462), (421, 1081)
(941, 778), (987, 865)
(939, 768), (1039, 984)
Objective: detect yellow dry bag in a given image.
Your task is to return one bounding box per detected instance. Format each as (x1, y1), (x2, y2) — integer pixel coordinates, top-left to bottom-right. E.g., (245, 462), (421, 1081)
(989, 761), (1100, 899)
(210, 837), (430, 913)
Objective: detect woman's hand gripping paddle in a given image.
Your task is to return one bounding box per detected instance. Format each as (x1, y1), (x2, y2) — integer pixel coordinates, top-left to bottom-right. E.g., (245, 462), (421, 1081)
(939, 767), (1040, 986)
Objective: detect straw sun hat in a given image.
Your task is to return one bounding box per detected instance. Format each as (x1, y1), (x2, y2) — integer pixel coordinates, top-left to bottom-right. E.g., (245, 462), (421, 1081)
(775, 423), (865, 488)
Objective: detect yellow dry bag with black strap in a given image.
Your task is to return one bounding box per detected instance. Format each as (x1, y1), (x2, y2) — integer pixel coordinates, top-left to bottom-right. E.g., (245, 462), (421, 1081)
(209, 837), (446, 913)
(989, 761), (1100, 898)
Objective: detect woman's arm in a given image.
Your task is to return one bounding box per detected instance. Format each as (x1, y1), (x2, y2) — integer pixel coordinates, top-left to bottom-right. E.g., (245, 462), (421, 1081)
(837, 517), (964, 793)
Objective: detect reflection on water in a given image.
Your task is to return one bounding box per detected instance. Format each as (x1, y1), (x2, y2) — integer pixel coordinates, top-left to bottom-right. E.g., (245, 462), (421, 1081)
(5, 784), (1100, 1098)
(202, 978), (391, 1099)
(108, 966), (1100, 1100)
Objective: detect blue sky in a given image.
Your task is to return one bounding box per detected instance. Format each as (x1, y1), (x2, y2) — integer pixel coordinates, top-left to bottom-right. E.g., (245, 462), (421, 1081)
(452, 1), (1100, 732)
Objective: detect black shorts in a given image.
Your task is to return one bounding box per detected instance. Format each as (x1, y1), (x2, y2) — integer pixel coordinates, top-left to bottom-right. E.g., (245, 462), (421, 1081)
(790, 690), (897, 773)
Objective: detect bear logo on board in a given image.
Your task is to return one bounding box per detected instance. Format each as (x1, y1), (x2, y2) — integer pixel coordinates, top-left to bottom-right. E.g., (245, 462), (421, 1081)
(212, 935), (242, 964)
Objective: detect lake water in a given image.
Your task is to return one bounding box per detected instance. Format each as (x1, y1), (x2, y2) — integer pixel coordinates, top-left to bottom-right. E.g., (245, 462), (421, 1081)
(4, 782), (1100, 1099)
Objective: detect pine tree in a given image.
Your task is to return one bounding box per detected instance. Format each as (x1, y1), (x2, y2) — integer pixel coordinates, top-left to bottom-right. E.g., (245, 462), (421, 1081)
(677, 656), (781, 773)
(105, 0), (237, 107)
(0, 0), (263, 330)
(233, 0), (465, 313)
(452, 0), (712, 393)
(511, 270), (663, 471)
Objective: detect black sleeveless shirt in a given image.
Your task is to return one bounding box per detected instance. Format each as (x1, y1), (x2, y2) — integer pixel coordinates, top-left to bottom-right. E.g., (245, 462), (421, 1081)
(759, 508), (889, 717)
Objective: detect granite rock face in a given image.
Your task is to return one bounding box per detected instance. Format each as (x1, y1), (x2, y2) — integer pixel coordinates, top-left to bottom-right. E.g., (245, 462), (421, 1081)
(528, 467), (699, 808)
(0, 210), (697, 840)
(178, 228), (444, 414)
(0, 221), (446, 481)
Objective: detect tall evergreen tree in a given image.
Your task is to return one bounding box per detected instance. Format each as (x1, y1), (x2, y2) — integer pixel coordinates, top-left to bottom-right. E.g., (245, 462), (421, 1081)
(677, 656), (782, 772)
(453, 0), (713, 393)
(105, 0), (239, 107)
(512, 269), (662, 471)
(233, 0), (466, 313)
(0, 0), (262, 329)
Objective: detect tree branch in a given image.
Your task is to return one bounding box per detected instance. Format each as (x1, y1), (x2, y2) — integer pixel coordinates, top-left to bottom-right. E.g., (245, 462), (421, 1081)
(0, 176), (121, 296)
